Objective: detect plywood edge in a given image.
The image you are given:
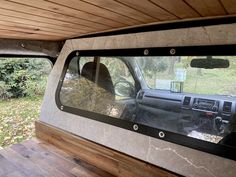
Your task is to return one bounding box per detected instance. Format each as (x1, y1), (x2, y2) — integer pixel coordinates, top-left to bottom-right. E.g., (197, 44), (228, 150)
(35, 120), (181, 177)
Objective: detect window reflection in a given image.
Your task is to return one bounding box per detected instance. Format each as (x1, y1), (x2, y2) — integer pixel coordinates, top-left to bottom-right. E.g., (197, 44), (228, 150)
(60, 56), (236, 147)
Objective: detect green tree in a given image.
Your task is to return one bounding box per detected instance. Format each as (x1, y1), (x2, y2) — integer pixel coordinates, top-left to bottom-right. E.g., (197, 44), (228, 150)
(0, 58), (51, 99)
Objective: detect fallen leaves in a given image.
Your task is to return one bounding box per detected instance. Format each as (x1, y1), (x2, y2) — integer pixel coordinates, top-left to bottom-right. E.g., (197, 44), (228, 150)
(0, 96), (42, 147)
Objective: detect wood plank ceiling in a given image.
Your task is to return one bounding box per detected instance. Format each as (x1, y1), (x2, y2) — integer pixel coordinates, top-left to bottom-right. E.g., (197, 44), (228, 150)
(0, 0), (235, 41)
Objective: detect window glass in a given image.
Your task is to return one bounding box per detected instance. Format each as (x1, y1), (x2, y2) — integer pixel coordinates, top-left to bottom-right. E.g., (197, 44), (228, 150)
(59, 55), (236, 151)
(60, 57), (135, 119)
(136, 56), (236, 95)
(100, 57), (135, 100)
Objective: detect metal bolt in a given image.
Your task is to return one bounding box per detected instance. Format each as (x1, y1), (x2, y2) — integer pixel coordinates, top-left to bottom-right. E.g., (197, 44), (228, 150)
(60, 106), (64, 110)
(158, 131), (165, 138)
(144, 49), (149, 56)
(133, 124), (139, 131)
(170, 48), (176, 55)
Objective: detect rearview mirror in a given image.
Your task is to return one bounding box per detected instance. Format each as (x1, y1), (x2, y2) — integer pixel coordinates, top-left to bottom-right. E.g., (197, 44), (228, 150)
(190, 58), (229, 69)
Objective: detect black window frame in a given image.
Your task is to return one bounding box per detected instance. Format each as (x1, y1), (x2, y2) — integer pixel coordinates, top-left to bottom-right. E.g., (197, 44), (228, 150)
(56, 45), (236, 161)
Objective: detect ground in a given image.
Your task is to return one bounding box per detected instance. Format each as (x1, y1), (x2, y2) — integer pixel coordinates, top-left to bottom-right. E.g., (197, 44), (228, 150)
(0, 96), (42, 147)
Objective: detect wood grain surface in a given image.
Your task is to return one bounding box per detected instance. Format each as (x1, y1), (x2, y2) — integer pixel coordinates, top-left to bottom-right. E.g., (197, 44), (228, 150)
(0, 0), (234, 40)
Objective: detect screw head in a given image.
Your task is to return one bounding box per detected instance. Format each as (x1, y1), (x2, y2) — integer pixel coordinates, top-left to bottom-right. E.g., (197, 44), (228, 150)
(133, 124), (139, 131)
(60, 106), (64, 110)
(158, 131), (165, 138)
(144, 49), (149, 56)
(170, 48), (176, 55)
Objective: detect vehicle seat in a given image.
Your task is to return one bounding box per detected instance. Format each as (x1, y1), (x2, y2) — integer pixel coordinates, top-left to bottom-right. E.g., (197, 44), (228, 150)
(81, 62), (115, 95)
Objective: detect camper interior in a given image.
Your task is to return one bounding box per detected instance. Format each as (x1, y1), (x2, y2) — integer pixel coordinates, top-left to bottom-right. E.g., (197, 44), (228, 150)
(0, 1), (236, 177)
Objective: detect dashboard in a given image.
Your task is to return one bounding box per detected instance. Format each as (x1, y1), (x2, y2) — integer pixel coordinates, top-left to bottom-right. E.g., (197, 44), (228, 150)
(182, 95), (236, 118)
(136, 89), (236, 135)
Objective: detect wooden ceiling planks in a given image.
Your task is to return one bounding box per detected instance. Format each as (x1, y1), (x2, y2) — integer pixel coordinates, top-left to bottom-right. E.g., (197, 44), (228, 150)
(9, 0), (124, 28)
(0, 0), (234, 41)
(0, 20), (77, 36)
(185, 0), (227, 16)
(113, 0), (178, 21)
(0, 0), (109, 29)
(221, 0), (236, 14)
(47, 0), (140, 26)
(0, 14), (82, 34)
(0, 24), (67, 37)
(0, 28), (62, 40)
(83, 0), (158, 23)
(0, 8), (92, 32)
(150, 0), (201, 18)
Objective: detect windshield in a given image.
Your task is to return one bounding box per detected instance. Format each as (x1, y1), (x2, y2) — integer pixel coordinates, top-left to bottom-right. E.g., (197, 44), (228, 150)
(136, 56), (236, 96)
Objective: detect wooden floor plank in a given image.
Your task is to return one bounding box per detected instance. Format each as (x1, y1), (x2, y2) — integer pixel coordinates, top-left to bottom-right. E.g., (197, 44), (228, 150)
(0, 147), (54, 177)
(23, 140), (115, 177)
(0, 154), (23, 176)
(0, 138), (116, 177)
(5, 171), (26, 177)
(10, 143), (73, 177)
(35, 121), (180, 177)
(18, 142), (80, 177)
(0, 121), (179, 177)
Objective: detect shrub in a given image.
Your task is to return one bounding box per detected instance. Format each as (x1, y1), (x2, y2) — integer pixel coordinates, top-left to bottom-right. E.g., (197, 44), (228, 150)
(0, 58), (51, 99)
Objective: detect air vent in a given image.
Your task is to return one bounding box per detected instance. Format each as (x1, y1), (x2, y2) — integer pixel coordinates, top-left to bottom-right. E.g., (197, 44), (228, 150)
(183, 96), (191, 106)
(223, 101), (232, 113)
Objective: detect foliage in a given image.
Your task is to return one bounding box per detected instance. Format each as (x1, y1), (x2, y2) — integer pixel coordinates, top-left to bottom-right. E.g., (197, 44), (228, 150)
(136, 57), (168, 77)
(0, 58), (51, 99)
(136, 56), (236, 95)
(0, 96), (42, 147)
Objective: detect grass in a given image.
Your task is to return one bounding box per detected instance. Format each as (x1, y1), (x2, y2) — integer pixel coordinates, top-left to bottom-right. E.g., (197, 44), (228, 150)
(144, 57), (236, 95)
(0, 96), (43, 148)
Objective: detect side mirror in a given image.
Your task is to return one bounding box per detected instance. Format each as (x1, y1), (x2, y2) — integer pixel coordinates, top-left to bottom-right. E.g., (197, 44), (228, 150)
(114, 81), (135, 98)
